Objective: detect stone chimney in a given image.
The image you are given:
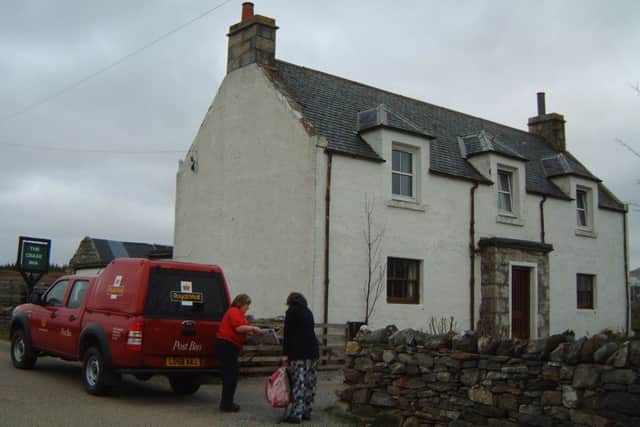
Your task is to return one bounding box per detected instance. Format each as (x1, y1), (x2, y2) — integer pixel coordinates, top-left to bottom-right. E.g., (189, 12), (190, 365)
(527, 92), (566, 152)
(227, 2), (278, 74)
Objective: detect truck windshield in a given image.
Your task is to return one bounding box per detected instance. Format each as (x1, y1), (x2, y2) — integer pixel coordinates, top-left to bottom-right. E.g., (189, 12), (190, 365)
(144, 267), (228, 320)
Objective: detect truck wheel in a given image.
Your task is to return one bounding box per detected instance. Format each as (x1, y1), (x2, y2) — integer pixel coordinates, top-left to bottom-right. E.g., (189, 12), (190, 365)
(169, 376), (201, 395)
(11, 329), (37, 369)
(82, 347), (112, 395)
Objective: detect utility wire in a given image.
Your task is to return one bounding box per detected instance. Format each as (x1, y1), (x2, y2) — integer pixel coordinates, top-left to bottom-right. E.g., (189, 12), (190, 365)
(0, 0), (235, 125)
(0, 141), (186, 154)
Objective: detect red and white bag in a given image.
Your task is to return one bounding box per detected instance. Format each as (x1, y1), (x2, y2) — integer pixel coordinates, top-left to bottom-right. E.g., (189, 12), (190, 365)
(265, 367), (290, 408)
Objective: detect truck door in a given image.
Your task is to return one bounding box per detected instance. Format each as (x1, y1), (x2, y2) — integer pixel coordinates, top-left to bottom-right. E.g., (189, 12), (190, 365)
(29, 279), (71, 351)
(46, 279), (90, 357)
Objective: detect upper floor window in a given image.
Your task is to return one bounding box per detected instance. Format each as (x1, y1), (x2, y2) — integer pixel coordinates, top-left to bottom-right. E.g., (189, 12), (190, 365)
(387, 257), (420, 304)
(577, 274), (595, 309)
(576, 188), (589, 227)
(497, 169), (513, 213)
(392, 149), (414, 199)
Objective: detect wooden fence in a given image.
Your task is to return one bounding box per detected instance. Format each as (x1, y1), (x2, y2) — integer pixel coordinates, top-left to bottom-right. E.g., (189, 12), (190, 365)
(240, 321), (347, 375)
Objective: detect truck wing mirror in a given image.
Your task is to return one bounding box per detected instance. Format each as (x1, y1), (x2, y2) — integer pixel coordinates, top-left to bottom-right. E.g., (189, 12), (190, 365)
(30, 292), (42, 305)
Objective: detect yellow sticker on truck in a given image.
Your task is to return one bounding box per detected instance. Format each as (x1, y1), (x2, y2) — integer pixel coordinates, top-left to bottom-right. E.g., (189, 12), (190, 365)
(166, 357), (201, 367)
(170, 291), (204, 303)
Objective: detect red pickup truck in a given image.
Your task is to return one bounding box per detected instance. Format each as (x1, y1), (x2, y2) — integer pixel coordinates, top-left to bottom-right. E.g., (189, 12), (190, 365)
(9, 258), (231, 395)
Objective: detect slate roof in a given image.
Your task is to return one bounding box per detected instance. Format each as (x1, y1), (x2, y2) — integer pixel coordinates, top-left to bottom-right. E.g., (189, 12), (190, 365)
(273, 60), (625, 212)
(458, 130), (527, 161)
(69, 236), (173, 270)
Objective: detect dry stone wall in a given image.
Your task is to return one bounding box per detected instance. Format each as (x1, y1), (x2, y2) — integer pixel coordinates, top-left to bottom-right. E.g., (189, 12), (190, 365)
(338, 327), (640, 427)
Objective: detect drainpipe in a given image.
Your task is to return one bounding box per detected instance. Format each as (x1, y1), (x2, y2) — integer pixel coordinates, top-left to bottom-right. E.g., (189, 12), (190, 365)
(469, 181), (478, 331)
(323, 150), (333, 325)
(539, 196), (547, 243)
(623, 205), (630, 335)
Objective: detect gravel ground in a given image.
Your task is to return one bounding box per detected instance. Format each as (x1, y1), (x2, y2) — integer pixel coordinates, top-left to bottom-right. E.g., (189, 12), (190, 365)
(1, 339), (357, 426)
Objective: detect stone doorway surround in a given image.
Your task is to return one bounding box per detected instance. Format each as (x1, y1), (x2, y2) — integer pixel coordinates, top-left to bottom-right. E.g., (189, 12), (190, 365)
(477, 237), (553, 339)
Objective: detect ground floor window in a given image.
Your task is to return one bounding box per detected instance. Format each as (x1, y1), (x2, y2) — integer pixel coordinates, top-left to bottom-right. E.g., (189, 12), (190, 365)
(387, 257), (420, 304)
(577, 273), (595, 309)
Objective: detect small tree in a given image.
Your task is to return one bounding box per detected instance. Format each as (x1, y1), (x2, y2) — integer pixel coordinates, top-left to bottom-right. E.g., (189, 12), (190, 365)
(362, 195), (386, 324)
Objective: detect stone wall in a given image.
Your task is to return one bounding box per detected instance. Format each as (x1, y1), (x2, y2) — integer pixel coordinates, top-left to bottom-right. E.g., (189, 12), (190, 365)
(338, 327), (640, 426)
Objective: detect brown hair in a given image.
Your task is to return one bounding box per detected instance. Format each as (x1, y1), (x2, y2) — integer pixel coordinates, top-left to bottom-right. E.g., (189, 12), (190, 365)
(286, 292), (307, 307)
(231, 293), (252, 308)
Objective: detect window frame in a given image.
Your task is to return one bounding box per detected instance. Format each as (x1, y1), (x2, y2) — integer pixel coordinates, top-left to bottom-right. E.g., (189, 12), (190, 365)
(67, 280), (90, 309)
(391, 146), (417, 201)
(497, 169), (514, 214)
(43, 280), (70, 307)
(576, 187), (590, 228)
(386, 257), (421, 304)
(576, 273), (595, 310)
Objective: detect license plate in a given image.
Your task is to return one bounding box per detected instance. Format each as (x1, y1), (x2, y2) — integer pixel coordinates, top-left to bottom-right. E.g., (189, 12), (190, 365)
(166, 357), (201, 367)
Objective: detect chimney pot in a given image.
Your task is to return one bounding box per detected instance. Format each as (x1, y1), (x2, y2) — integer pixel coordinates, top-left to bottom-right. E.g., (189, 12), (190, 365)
(227, 3), (278, 74)
(241, 2), (254, 21)
(537, 92), (546, 116)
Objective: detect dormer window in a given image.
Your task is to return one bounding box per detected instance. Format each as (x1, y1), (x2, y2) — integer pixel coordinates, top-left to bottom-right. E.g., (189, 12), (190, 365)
(497, 169), (513, 213)
(392, 148), (415, 199)
(576, 188), (589, 227)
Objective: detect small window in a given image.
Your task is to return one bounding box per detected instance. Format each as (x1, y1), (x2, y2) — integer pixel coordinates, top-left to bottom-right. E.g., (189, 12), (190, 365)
(576, 188), (589, 227)
(392, 149), (414, 198)
(387, 258), (420, 304)
(497, 170), (513, 213)
(577, 274), (595, 309)
(67, 280), (89, 309)
(44, 280), (70, 307)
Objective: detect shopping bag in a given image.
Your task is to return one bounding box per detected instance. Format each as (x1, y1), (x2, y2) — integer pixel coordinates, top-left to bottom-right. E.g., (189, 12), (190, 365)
(265, 366), (290, 408)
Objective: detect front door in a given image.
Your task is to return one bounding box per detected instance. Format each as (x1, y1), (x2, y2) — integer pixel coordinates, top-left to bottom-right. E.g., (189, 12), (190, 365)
(511, 267), (531, 339)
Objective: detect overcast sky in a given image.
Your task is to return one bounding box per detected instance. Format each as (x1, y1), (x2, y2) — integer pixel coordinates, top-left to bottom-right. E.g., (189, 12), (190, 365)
(1, 0), (639, 269)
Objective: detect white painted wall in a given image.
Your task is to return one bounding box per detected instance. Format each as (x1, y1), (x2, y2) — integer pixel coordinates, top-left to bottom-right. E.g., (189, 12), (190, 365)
(174, 64), (321, 319)
(174, 65), (627, 336)
(331, 129), (473, 330)
(328, 132), (626, 335)
(544, 179), (627, 336)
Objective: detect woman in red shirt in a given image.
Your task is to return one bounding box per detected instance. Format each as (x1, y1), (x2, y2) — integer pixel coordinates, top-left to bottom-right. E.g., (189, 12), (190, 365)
(215, 293), (261, 412)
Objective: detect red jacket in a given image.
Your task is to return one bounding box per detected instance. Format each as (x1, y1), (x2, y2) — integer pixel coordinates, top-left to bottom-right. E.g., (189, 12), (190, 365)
(216, 306), (249, 349)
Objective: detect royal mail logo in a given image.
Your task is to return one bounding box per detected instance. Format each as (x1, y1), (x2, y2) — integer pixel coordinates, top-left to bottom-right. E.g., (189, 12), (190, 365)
(170, 291), (203, 303)
(181, 281), (192, 293)
(171, 281), (201, 306)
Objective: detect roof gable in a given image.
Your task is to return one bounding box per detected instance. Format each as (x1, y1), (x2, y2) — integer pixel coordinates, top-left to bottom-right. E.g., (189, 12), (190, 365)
(69, 237), (173, 270)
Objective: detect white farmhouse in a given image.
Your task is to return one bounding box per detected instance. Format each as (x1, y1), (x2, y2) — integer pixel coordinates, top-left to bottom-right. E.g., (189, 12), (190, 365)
(174, 3), (630, 338)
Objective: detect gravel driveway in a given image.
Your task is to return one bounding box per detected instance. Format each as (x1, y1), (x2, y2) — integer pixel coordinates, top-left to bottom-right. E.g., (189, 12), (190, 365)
(0, 339), (355, 426)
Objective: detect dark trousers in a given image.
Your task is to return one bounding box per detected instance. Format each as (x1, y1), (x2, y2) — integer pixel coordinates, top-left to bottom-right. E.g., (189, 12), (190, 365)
(215, 338), (240, 409)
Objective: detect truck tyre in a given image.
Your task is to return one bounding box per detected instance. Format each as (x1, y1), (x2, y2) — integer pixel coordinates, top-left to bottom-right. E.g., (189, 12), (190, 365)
(11, 329), (37, 369)
(169, 376), (201, 395)
(82, 347), (112, 395)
